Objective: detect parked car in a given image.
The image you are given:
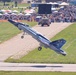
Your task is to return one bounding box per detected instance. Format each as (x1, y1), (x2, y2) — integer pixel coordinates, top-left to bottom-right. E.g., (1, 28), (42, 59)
(38, 17), (51, 26)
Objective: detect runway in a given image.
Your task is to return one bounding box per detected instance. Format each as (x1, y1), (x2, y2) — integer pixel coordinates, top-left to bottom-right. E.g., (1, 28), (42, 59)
(0, 62), (76, 72)
(0, 23), (75, 72)
(0, 23), (72, 61)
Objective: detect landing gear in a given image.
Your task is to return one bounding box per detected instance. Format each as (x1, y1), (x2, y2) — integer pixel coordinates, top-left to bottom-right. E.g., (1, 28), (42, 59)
(21, 36), (24, 39)
(21, 32), (25, 39)
(38, 47), (42, 51)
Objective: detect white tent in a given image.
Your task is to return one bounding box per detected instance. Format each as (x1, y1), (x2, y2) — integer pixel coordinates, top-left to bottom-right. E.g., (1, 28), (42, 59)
(53, 11), (58, 13)
(30, 9), (35, 13)
(12, 10), (18, 13)
(47, 2), (59, 5)
(36, 16), (42, 18)
(60, 6), (64, 8)
(1, 9), (5, 13)
(52, 2), (59, 5)
(25, 13), (31, 16)
(59, 2), (69, 6)
(18, 13), (23, 15)
(11, 13), (17, 15)
(51, 8), (56, 11)
(24, 9), (34, 14)
(3, 13), (9, 15)
(0, 13), (2, 15)
(47, 2), (53, 4)
(5, 10), (12, 13)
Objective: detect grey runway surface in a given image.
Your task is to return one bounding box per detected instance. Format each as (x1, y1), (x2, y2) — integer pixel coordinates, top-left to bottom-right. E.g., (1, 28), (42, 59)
(0, 62), (76, 72)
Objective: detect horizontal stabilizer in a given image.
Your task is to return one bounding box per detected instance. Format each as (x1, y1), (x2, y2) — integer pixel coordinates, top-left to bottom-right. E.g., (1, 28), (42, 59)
(51, 39), (66, 49)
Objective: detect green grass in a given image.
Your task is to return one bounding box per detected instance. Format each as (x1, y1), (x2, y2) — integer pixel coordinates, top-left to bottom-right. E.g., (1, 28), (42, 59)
(0, 22), (21, 43)
(0, 2), (30, 7)
(0, 72), (76, 75)
(0, 21), (37, 43)
(21, 21), (37, 27)
(0, 2), (31, 13)
(5, 23), (76, 64)
(18, 3), (31, 7)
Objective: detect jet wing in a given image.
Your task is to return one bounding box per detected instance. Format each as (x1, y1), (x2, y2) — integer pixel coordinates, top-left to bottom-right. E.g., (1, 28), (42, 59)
(51, 39), (66, 49)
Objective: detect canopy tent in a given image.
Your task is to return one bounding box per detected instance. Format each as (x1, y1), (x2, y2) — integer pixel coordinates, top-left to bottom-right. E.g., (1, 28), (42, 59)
(60, 6), (64, 8)
(59, 2), (69, 6)
(11, 13), (17, 15)
(5, 10), (12, 13)
(36, 16), (42, 22)
(25, 13), (31, 16)
(18, 13), (24, 15)
(53, 10), (58, 13)
(52, 2), (59, 5)
(3, 13), (9, 16)
(47, 2), (59, 5)
(36, 16), (42, 18)
(0, 13), (2, 15)
(1, 9), (5, 13)
(12, 10), (18, 13)
(51, 8), (56, 11)
(47, 2), (59, 8)
(24, 9), (35, 14)
(47, 2), (53, 4)
(30, 9), (35, 13)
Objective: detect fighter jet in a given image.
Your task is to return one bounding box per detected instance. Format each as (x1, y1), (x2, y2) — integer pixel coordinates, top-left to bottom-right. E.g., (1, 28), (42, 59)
(8, 19), (67, 56)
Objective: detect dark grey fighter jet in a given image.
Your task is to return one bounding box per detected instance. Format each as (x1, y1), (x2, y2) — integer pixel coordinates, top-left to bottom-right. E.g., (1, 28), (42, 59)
(8, 19), (67, 56)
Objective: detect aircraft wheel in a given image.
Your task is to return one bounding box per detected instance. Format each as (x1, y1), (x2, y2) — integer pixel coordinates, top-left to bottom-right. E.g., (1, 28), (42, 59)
(21, 36), (24, 39)
(38, 47), (42, 51)
(48, 24), (50, 26)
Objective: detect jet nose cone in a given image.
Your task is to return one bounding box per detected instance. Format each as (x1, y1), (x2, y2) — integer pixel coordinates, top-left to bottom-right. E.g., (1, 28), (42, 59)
(8, 19), (18, 27)
(8, 19), (14, 23)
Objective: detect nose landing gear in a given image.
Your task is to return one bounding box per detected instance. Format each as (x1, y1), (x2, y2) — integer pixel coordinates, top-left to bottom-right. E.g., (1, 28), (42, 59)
(38, 47), (42, 51)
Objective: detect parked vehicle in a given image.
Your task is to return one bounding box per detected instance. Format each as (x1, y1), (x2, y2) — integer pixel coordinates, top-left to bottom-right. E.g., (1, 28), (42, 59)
(38, 17), (51, 27)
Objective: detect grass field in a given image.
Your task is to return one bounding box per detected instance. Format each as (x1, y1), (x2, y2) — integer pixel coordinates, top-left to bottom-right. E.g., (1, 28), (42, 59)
(0, 72), (76, 75)
(0, 2), (31, 13)
(5, 23), (76, 64)
(0, 22), (20, 43)
(0, 21), (37, 44)
(0, 2), (30, 8)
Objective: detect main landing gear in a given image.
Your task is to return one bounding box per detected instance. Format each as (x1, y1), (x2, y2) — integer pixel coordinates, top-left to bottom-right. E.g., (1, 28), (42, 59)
(38, 46), (42, 51)
(21, 35), (24, 39)
(21, 32), (25, 39)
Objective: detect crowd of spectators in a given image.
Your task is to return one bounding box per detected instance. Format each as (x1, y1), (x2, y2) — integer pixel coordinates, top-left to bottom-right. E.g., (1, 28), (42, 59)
(0, 12), (36, 21)
(0, 5), (76, 23)
(49, 5), (76, 22)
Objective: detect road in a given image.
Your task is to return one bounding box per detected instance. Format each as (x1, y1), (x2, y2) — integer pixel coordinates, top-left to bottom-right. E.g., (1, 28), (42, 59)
(0, 62), (76, 72)
(0, 23), (72, 61)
